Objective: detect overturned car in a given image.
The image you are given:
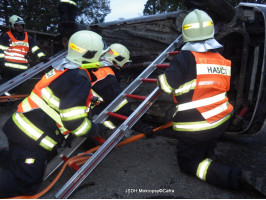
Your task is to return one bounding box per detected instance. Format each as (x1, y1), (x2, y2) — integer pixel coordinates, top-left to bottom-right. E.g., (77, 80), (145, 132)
(87, 2), (266, 136)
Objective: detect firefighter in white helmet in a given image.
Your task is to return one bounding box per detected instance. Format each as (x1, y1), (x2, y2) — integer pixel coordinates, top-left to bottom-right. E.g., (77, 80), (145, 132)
(157, 9), (266, 195)
(0, 15), (48, 95)
(90, 43), (153, 137)
(0, 30), (105, 198)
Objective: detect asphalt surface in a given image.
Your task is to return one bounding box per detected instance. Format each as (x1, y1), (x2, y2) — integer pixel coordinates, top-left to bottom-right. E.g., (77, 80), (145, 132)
(0, 105), (266, 199)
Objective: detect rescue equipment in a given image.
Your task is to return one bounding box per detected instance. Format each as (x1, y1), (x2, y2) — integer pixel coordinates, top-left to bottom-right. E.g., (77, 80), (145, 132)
(44, 35), (183, 198)
(0, 50), (67, 96)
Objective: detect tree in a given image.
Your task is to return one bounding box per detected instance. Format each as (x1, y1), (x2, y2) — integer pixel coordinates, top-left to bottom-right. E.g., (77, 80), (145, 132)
(0, 0), (110, 33)
(77, 0), (110, 24)
(143, 0), (265, 16)
(143, 0), (186, 15)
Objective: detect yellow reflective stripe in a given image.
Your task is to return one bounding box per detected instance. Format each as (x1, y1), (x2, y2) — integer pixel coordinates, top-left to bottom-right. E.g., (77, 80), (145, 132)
(40, 136), (57, 151)
(177, 92), (227, 111)
(12, 113), (57, 151)
(203, 21), (213, 27)
(201, 102), (229, 119)
(72, 118), (92, 137)
(5, 63), (28, 69)
(103, 120), (116, 129)
(13, 113), (42, 141)
(183, 21), (213, 30)
(113, 99), (128, 112)
(11, 41), (29, 47)
(25, 158), (35, 164)
(183, 22), (200, 30)
(59, 126), (69, 134)
(158, 74), (174, 94)
(0, 45), (9, 50)
(173, 114), (231, 131)
(197, 64), (231, 76)
(41, 88), (60, 111)
(196, 158), (212, 181)
(38, 52), (45, 58)
(60, 0), (77, 6)
(91, 90), (104, 102)
(21, 98), (32, 112)
(174, 79), (196, 96)
(30, 92), (64, 126)
(60, 106), (87, 121)
(31, 46), (39, 53)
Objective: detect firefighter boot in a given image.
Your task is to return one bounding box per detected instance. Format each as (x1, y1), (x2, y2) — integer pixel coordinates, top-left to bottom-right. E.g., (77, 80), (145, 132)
(240, 171), (266, 196)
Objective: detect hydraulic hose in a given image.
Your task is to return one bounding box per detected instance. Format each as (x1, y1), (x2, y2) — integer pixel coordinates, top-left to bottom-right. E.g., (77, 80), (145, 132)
(9, 121), (173, 199)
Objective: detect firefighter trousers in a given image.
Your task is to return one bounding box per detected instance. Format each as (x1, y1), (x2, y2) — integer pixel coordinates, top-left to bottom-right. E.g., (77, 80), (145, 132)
(0, 147), (48, 198)
(175, 119), (242, 190)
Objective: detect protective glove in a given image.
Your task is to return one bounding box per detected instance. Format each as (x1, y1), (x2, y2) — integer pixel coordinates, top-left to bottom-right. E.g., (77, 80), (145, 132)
(40, 55), (49, 63)
(143, 126), (154, 138)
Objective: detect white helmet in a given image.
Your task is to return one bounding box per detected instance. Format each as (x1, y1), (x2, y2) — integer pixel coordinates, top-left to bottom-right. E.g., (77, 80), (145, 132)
(103, 43), (131, 69)
(182, 9), (214, 42)
(9, 15), (25, 29)
(66, 30), (105, 65)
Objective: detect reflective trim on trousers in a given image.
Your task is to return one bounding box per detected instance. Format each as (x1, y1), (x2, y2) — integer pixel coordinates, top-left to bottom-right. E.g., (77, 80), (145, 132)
(196, 158), (213, 181)
(12, 113), (57, 151)
(173, 114), (231, 132)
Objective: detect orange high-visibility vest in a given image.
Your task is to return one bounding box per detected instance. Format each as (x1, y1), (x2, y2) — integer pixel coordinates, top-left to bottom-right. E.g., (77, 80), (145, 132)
(5, 31), (29, 64)
(191, 51), (233, 123)
(91, 67), (115, 86)
(18, 68), (93, 113)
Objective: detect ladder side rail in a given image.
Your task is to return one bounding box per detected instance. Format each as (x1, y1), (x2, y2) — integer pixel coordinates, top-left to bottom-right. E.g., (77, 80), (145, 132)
(55, 87), (162, 199)
(0, 50), (67, 96)
(44, 35), (182, 181)
(94, 35), (182, 123)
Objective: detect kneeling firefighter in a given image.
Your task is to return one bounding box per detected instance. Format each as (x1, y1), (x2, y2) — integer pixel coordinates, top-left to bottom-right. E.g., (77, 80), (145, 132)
(157, 9), (266, 196)
(0, 30), (106, 198)
(90, 43), (154, 137)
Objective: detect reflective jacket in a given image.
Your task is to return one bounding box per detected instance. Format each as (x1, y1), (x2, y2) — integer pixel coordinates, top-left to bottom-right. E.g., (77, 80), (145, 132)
(91, 66), (128, 129)
(0, 31), (46, 70)
(158, 51), (233, 132)
(13, 67), (94, 151)
(91, 66), (115, 86)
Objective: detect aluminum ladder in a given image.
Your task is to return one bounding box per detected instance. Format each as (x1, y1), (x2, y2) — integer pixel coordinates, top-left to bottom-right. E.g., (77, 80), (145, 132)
(0, 50), (67, 96)
(52, 35), (182, 198)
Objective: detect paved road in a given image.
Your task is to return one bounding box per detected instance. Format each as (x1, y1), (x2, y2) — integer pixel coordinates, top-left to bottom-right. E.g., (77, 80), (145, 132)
(1, 106), (265, 199)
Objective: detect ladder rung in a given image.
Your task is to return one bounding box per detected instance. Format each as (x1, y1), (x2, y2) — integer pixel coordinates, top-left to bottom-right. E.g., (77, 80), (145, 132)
(156, 64), (169, 68)
(126, 94), (146, 101)
(107, 112), (128, 121)
(142, 78), (157, 83)
(168, 51), (179, 55)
